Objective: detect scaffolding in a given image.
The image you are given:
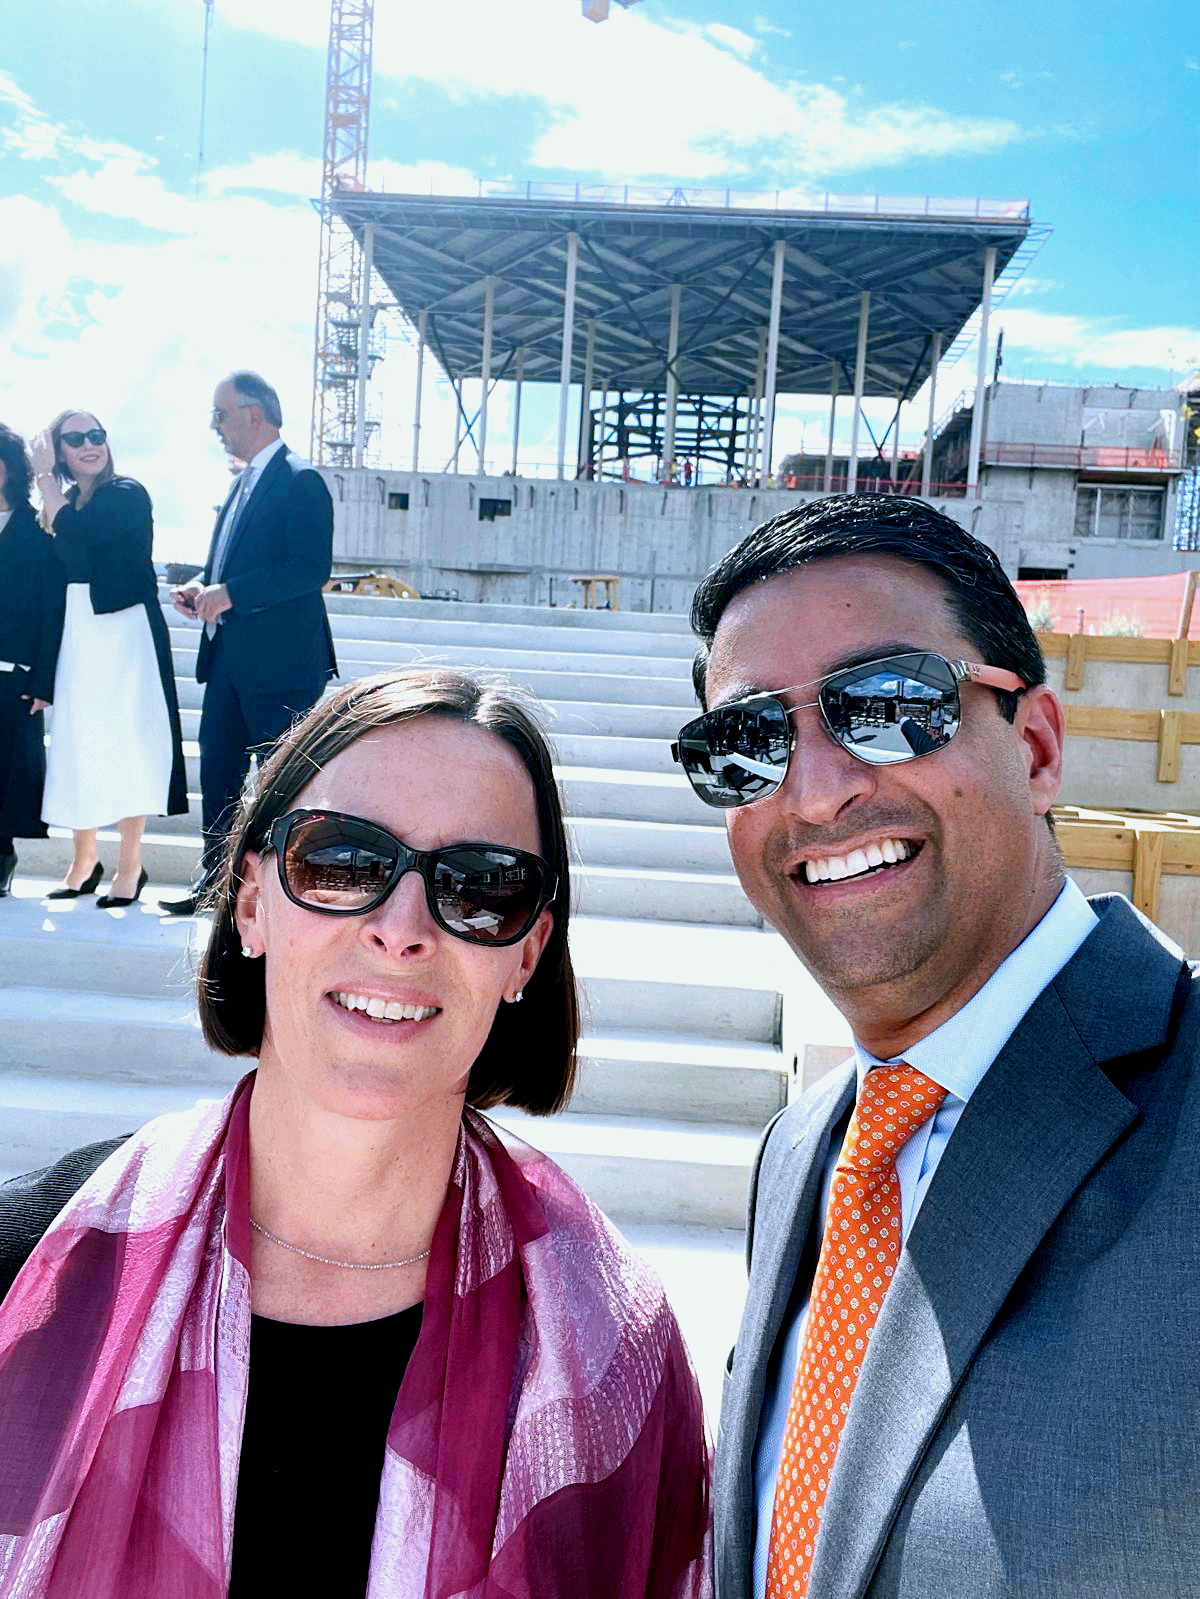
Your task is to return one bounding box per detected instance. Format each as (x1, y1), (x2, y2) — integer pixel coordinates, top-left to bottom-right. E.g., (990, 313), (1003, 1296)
(311, 0), (376, 467)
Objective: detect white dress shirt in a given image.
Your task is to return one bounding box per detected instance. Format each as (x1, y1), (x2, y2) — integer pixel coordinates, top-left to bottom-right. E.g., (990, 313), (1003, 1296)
(750, 877), (1100, 1596)
(206, 438), (285, 636)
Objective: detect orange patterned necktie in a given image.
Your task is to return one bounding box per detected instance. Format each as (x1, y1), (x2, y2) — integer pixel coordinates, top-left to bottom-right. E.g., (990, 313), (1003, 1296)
(765, 1062), (948, 1597)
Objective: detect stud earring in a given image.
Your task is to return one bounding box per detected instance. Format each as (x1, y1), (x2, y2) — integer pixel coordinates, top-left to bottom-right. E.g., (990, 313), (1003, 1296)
(505, 990), (523, 1004)
(241, 945), (256, 959)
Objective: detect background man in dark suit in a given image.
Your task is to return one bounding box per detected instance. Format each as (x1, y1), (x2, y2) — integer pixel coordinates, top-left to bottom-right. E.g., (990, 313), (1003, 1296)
(163, 372), (336, 915)
(683, 496), (1199, 1597)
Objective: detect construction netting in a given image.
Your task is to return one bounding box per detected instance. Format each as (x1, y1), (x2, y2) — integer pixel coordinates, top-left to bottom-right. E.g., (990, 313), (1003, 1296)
(1014, 572), (1200, 640)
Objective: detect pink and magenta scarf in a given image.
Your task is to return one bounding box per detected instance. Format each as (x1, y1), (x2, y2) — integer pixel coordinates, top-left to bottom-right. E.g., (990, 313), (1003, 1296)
(0, 1078), (711, 1597)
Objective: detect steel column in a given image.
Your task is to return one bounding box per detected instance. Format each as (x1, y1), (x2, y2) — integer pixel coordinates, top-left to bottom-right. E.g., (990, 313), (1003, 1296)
(747, 326), (766, 486)
(662, 284), (682, 479)
(847, 290), (870, 493)
(890, 398), (902, 481)
(823, 362), (839, 493)
(578, 318), (596, 475)
(352, 221), (375, 467)
(967, 246), (996, 492)
(921, 331), (941, 499)
(555, 231), (579, 479)
(477, 276), (494, 473)
(511, 346), (525, 477)
(450, 379), (462, 474)
(759, 240), (786, 486)
(411, 306), (426, 471)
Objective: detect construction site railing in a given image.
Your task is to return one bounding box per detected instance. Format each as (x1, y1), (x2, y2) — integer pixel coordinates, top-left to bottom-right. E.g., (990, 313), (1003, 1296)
(470, 180), (1030, 222)
(984, 443), (1181, 471)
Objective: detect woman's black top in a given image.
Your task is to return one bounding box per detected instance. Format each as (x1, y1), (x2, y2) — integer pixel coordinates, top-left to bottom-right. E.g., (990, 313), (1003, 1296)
(0, 1144), (423, 1596)
(51, 477), (159, 611)
(0, 504), (65, 701)
(230, 1305), (423, 1596)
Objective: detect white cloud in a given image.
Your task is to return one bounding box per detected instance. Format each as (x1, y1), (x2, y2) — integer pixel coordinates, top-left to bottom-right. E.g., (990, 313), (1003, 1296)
(703, 22), (758, 58)
(212, 0), (1024, 185)
(994, 308), (1200, 372)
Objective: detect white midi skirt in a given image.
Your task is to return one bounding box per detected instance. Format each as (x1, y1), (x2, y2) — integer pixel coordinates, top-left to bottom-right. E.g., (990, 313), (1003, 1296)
(42, 584), (174, 829)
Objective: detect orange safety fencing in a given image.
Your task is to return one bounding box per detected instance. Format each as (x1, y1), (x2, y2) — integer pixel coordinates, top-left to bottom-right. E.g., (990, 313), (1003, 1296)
(1015, 571), (1200, 640)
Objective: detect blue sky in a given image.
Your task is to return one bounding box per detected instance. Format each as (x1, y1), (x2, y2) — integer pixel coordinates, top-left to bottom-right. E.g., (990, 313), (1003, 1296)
(2, 0), (1197, 559)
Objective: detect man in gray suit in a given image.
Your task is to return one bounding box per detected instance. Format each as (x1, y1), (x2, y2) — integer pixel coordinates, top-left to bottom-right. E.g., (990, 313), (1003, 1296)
(673, 496), (1199, 1598)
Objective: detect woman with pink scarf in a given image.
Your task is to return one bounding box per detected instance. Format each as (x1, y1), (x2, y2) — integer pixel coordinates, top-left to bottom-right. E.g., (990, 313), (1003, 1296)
(0, 667), (711, 1598)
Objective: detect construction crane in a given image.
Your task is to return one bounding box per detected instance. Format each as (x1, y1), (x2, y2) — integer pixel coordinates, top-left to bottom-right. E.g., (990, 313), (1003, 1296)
(311, 1), (376, 466)
(310, 0), (642, 466)
(195, 0), (215, 198)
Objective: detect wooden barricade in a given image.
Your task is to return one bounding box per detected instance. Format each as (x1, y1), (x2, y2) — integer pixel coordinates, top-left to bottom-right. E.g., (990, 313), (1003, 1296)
(1054, 805), (1200, 953)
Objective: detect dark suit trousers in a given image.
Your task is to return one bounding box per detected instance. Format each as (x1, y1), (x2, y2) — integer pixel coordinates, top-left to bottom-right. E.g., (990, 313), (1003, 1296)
(197, 633), (325, 882)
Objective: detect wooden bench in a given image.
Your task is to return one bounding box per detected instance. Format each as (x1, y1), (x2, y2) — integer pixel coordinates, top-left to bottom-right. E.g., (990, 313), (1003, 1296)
(570, 574), (620, 611)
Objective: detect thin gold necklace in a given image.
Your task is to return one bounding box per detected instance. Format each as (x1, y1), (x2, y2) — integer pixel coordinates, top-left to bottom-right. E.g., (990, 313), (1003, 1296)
(249, 1216), (431, 1271)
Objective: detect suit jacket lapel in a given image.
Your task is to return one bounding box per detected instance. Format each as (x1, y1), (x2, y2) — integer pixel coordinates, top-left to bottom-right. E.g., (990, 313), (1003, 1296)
(205, 477), (242, 578)
(213, 445), (287, 577)
(718, 1063), (854, 1596)
(808, 897), (1182, 1599)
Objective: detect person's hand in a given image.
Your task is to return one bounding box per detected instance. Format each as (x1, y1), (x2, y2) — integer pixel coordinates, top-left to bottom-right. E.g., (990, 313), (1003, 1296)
(29, 429), (55, 480)
(170, 581), (204, 617)
(192, 583), (232, 623)
(29, 698), (50, 715)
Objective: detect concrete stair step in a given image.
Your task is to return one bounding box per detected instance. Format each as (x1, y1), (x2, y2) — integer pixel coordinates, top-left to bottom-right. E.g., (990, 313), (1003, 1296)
(489, 1107), (759, 1227)
(166, 631), (693, 687)
(0, 899), (782, 1042)
(0, 1061), (758, 1230)
(166, 657), (699, 713)
(24, 803), (731, 872)
(310, 611), (699, 661)
(0, 981), (781, 1125)
(159, 590), (696, 636)
(11, 849), (750, 926)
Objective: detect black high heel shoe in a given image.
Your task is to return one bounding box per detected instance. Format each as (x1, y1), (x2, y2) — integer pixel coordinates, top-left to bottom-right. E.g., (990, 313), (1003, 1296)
(97, 867), (148, 909)
(46, 861), (104, 900)
(0, 850), (16, 897)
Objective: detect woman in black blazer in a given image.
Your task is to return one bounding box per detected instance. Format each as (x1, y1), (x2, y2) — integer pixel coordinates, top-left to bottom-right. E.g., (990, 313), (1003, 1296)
(30, 411), (186, 906)
(0, 424), (65, 897)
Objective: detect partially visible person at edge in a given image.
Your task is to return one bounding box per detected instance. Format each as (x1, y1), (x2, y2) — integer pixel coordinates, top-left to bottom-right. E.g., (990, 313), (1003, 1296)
(29, 410), (187, 906)
(670, 495), (1199, 1598)
(0, 667), (712, 1598)
(0, 423), (65, 898)
(162, 370), (336, 917)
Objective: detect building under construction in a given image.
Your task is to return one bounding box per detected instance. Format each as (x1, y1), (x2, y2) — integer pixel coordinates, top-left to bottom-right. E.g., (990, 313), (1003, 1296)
(324, 182), (1036, 498)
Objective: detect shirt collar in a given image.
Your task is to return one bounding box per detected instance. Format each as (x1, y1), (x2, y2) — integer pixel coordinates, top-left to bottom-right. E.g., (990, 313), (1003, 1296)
(853, 877), (1100, 1105)
(245, 437), (285, 476)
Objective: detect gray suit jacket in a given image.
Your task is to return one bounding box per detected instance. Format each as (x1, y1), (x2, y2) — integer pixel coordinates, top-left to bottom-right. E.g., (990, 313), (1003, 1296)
(715, 895), (1200, 1599)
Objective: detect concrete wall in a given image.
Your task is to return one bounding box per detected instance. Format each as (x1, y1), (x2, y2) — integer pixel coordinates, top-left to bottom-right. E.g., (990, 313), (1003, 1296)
(985, 383), (1180, 450)
(327, 467), (1196, 611)
(327, 469), (974, 612)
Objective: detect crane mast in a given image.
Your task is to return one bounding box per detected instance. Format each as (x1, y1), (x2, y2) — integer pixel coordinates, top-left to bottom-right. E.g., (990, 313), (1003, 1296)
(311, 0), (375, 466)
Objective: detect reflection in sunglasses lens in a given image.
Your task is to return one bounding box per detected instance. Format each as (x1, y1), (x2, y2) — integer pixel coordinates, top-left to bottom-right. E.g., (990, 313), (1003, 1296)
(280, 817), (547, 945)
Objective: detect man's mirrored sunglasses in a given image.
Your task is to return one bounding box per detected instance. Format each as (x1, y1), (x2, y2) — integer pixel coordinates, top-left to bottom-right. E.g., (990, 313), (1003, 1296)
(671, 651), (1027, 810)
(60, 428), (107, 448)
(264, 809), (557, 946)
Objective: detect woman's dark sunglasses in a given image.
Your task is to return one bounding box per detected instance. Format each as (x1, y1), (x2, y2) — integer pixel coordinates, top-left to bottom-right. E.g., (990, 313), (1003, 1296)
(59, 428), (107, 448)
(671, 651), (1026, 810)
(264, 809), (556, 946)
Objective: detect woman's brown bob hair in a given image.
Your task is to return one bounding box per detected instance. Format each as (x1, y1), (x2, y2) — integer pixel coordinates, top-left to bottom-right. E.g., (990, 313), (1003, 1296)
(197, 667), (580, 1115)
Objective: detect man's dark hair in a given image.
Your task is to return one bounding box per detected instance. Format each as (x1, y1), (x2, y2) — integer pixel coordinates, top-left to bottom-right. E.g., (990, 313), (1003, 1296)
(228, 370), (283, 428)
(0, 423), (32, 510)
(196, 667), (579, 1116)
(690, 494), (1045, 722)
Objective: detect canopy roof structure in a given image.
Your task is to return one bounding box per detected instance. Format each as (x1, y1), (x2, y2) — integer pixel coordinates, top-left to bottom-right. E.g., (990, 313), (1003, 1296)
(331, 184), (1035, 403)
